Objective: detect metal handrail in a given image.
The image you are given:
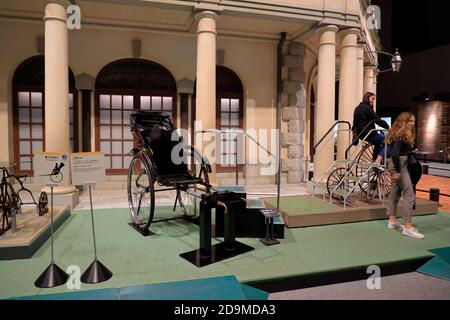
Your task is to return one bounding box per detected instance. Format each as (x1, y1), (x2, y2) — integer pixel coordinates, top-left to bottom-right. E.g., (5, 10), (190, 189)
(313, 121), (352, 155)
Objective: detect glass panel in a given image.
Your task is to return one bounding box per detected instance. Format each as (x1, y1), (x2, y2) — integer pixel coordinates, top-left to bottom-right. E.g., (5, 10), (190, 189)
(31, 92), (42, 107)
(104, 156), (111, 169)
(70, 124), (74, 139)
(20, 141), (31, 154)
(163, 97), (173, 110)
(18, 92), (29, 107)
(31, 108), (42, 123)
(123, 95), (134, 109)
(100, 126), (110, 139)
(124, 156), (132, 169)
(123, 141), (133, 152)
(151, 96), (161, 110)
(19, 108), (30, 123)
(140, 96), (151, 110)
(32, 141), (43, 153)
(69, 93), (74, 108)
(221, 99), (229, 112)
(70, 140), (74, 152)
(111, 126), (122, 139)
(100, 141), (110, 154)
(100, 94), (110, 109)
(69, 109), (74, 123)
(19, 125), (30, 139)
(20, 157), (31, 171)
(111, 95), (122, 108)
(111, 110), (122, 124)
(221, 113), (229, 126)
(230, 99), (239, 112)
(112, 156), (122, 169)
(230, 113), (239, 126)
(100, 110), (110, 124)
(123, 127), (132, 140)
(166, 112), (172, 119)
(32, 125), (43, 139)
(123, 110), (132, 123)
(112, 141), (122, 154)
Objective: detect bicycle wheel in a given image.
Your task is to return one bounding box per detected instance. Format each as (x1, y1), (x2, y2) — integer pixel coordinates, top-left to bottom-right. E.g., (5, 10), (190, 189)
(326, 168), (355, 200)
(50, 173), (63, 183)
(127, 153), (155, 231)
(0, 182), (18, 234)
(38, 191), (49, 216)
(361, 169), (392, 200)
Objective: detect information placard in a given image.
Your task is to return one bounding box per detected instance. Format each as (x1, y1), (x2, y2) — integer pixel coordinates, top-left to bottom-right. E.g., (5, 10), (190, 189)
(70, 152), (106, 185)
(33, 152), (71, 187)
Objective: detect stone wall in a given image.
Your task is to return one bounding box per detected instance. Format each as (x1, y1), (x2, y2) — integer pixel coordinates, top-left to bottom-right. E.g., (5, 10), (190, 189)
(281, 42), (306, 183)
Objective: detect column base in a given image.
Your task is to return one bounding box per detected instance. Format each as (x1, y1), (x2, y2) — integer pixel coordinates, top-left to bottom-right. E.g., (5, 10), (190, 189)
(41, 185), (79, 209)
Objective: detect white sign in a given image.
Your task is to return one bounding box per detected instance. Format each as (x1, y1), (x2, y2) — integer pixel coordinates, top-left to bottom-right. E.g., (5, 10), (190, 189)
(70, 152), (105, 186)
(33, 152), (71, 187)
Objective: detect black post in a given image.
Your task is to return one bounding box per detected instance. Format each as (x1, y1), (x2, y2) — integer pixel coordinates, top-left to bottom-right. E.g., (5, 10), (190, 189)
(81, 89), (92, 152)
(430, 188), (440, 203)
(199, 199), (212, 258)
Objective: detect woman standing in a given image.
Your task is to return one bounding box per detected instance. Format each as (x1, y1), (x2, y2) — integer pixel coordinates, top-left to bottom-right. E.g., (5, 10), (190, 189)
(385, 112), (424, 239)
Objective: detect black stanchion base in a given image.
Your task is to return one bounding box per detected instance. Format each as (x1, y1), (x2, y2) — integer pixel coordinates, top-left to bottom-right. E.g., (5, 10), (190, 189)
(81, 259), (113, 284)
(180, 241), (254, 268)
(34, 262), (69, 288)
(259, 238), (281, 246)
(128, 223), (154, 237)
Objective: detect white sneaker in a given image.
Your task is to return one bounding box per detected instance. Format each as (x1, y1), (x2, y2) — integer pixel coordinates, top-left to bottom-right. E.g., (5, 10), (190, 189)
(402, 227), (425, 239)
(388, 221), (402, 230)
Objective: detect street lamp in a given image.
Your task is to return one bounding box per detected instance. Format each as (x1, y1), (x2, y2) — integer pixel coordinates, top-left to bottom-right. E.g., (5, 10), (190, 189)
(367, 48), (403, 74)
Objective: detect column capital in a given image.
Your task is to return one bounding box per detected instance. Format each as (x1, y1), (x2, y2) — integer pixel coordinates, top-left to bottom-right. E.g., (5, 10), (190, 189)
(194, 9), (220, 21)
(44, 0), (70, 23)
(194, 10), (219, 35)
(315, 25), (339, 36)
(45, 0), (73, 9)
(337, 27), (361, 38)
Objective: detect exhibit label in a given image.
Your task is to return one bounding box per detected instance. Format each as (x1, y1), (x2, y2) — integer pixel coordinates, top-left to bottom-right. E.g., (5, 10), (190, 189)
(70, 152), (106, 185)
(33, 152), (71, 187)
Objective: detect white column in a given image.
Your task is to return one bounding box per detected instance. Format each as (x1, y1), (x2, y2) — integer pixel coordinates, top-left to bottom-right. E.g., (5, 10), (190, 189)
(44, 0), (70, 154)
(43, 0), (76, 195)
(373, 68), (379, 111)
(314, 25), (338, 181)
(356, 43), (365, 100)
(363, 66), (375, 94)
(337, 28), (359, 161)
(195, 10), (218, 183)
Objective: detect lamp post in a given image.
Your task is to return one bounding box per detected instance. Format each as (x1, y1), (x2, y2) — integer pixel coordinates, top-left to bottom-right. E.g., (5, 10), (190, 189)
(368, 48), (403, 74)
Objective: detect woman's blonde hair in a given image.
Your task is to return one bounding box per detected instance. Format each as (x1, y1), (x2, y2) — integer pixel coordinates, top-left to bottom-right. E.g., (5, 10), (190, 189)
(385, 112), (416, 146)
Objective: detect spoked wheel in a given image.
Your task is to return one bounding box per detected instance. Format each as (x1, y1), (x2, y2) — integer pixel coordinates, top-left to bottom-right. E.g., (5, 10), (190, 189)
(0, 182), (18, 235)
(50, 173), (64, 183)
(326, 168), (355, 200)
(127, 153), (155, 231)
(178, 187), (199, 218)
(359, 169), (392, 200)
(38, 191), (49, 216)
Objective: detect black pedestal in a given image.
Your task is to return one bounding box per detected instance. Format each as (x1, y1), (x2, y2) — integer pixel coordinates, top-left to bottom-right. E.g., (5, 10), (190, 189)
(259, 209), (281, 247)
(34, 262), (69, 288)
(81, 259), (113, 284)
(180, 241), (254, 268)
(180, 192), (254, 268)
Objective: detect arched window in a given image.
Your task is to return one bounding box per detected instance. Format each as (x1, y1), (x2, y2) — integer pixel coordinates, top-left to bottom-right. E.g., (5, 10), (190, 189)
(12, 55), (78, 174)
(216, 66), (244, 172)
(95, 58), (177, 174)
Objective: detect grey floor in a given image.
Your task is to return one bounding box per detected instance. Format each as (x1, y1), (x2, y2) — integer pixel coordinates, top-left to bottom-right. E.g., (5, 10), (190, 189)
(269, 272), (450, 300)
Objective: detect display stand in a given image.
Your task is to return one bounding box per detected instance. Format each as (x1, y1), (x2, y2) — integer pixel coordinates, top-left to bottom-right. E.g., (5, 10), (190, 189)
(35, 183), (69, 288)
(81, 182), (113, 284)
(259, 208), (281, 246)
(180, 192), (254, 267)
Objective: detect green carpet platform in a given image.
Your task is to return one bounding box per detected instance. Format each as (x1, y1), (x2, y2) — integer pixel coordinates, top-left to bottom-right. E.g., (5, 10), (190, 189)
(1, 206), (450, 299)
(263, 195), (438, 228)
